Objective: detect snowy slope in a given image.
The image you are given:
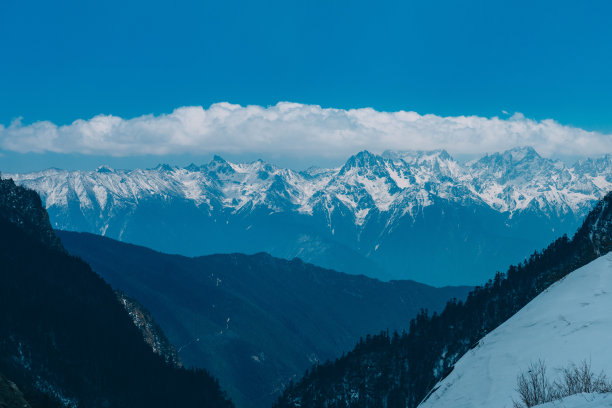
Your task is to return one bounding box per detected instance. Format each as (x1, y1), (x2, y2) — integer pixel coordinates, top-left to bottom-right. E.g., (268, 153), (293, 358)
(535, 393), (612, 408)
(420, 252), (612, 408)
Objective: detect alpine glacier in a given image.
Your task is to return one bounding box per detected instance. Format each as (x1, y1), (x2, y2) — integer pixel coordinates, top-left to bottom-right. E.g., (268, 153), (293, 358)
(419, 252), (612, 408)
(7, 147), (612, 285)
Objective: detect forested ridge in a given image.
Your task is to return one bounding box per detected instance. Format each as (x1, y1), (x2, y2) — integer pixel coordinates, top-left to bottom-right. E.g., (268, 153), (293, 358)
(275, 191), (612, 408)
(0, 178), (233, 408)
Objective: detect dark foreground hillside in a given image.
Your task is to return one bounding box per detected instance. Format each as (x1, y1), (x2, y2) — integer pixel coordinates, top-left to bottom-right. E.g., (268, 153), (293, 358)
(0, 178), (232, 408)
(57, 231), (471, 408)
(275, 191), (612, 408)
(0, 372), (31, 408)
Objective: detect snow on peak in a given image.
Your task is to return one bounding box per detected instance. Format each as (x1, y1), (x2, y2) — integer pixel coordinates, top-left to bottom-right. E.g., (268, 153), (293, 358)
(506, 145), (539, 162)
(96, 165), (115, 173)
(153, 164), (175, 172)
(339, 150), (385, 175)
(382, 149), (453, 165)
(184, 163), (201, 172)
(6, 148), (612, 227)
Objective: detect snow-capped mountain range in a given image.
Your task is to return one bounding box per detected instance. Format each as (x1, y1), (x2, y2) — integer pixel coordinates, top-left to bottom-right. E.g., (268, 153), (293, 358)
(7, 147), (612, 285)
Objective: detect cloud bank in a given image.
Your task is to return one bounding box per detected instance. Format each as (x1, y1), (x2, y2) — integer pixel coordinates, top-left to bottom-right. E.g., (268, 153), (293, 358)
(1, 102), (611, 159)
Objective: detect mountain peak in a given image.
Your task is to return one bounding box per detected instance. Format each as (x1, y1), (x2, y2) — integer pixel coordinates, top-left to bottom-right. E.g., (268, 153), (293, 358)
(572, 154), (612, 175)
(504, 146), (540, 162)
(339, 150), (383, 174)
(184, 163), (201, 172)
(212, 154), (228, 164)
(96, 164), (115, 173)
(0, 178), (63, 250)
(382, 149), (454, 164)
(471, 146), (546, 176)
(427, 148), (452, 160)
(207, 155), (235, 175)
(154, 164), (174, 172)
(250, 158), (273, 169)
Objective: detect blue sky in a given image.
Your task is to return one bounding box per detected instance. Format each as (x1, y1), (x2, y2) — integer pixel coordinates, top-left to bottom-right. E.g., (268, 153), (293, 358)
(1, 0), (612, 171)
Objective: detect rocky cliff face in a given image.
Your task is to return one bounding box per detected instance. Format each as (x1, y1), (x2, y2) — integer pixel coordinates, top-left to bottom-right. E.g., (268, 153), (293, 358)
(115, 291), (181, 367)
(0, 178), (62, 250)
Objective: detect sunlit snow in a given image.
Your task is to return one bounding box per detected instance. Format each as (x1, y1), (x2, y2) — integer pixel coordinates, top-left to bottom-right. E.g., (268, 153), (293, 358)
(420, 253), (612, 408)
(6, 148), (612, 228)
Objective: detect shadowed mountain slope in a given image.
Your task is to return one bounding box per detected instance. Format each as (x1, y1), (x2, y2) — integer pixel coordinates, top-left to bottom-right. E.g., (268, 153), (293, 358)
(57, 230), (471, 408)
(0, 178), (232, 408)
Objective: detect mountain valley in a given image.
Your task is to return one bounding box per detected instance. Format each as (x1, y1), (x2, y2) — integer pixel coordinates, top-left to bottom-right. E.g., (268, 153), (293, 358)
(275, 190), (612, 407)
(57, 230), (470, 408)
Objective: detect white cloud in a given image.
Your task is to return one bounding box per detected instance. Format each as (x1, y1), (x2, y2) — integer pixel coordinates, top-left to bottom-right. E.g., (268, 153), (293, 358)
(1, 102), (610, 159)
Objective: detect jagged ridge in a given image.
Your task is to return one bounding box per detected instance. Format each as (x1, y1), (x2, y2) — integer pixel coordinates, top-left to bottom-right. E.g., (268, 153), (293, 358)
(9, 147), (611, 220)
(6, 147), (612, 285)
(0, 178), (62, 250)
(116, 290), (181, 367)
